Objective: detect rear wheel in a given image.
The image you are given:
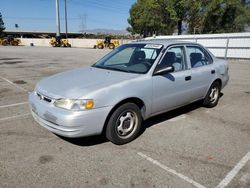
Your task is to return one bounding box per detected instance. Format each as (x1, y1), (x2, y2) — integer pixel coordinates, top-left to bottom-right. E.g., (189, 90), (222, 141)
(109, 43), (115, 49)
(203, 81), (221, 108)
(106, 103), (142, 145)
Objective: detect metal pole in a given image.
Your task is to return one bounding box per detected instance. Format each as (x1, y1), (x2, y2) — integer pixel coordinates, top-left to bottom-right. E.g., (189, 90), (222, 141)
(64, 0), (68, 39)
(56, 0), (60, 37)
(224, 37), (230, 59)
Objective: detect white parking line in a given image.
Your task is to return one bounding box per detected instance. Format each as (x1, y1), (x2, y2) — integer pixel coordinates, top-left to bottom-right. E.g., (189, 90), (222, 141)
(0, 113), (31, 122)
(0, 101), (28, 108)
(0, 76), (29, 92)
(137, 152), (206, 188)
(215, 150), (250, 188)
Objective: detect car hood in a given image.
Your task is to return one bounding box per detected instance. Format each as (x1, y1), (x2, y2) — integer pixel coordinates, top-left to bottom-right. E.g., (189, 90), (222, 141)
(36, 67), (139, 99)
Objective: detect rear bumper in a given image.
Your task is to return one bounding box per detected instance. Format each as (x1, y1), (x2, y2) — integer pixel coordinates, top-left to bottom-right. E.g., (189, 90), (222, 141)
(29, 92), (113, 138)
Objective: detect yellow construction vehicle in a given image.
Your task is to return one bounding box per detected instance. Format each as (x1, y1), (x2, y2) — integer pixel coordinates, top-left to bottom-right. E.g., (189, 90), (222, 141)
(61, 38), (71, 47)
(0, 36), (21, 46)
(94, 37), (120, 49)
(50, 37), (71, 47)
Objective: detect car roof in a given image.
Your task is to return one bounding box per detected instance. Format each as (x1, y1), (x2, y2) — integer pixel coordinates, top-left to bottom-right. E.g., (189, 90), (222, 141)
(132, 39), (199, 47)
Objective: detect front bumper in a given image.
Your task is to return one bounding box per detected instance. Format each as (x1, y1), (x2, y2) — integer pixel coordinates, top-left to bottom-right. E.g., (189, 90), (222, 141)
(29, 92), (113, 138)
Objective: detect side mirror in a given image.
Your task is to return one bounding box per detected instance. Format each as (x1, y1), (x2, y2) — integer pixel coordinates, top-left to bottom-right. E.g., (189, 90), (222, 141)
(154, 66), (174, 76)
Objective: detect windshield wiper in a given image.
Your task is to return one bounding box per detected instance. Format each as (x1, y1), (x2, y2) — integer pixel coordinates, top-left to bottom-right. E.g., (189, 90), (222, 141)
(105, 66), (132, 73)
(92, 64), (143, 74)
(93, 64), (132, 73)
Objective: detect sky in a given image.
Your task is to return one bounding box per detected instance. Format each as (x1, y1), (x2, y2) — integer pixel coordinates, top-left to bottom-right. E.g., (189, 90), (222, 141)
(0, 0), (136, 32)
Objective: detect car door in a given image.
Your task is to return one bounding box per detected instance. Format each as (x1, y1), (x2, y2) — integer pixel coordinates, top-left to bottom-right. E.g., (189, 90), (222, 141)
(186, 45), (215, 99)
(151, 45), (193, 115)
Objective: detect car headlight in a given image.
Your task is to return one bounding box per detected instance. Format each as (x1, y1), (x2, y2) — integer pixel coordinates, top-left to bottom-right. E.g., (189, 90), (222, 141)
(54, 99), (94, 111)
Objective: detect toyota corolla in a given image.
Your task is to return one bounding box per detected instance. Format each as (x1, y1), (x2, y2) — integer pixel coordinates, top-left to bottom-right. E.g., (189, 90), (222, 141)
(29, 40), (229, 145)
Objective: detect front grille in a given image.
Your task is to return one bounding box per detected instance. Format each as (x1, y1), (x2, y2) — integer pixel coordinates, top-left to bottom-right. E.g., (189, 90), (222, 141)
(36, 92), (53, 103)
(43, 97), (52, 103)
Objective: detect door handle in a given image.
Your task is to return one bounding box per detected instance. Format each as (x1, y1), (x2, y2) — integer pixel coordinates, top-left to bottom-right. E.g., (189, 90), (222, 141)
(211, 70), (215, 74)
(185, 76), (192, 81)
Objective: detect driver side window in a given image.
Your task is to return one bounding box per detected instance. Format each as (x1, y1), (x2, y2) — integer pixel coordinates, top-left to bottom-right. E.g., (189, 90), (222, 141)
(158, 46), (186, 72)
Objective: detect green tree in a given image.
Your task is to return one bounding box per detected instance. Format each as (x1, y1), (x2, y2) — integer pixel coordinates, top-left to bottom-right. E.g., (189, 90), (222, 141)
(164, 0), (189, 35)
(127, 0), (175, 37)
(0, 12), (5, 36)
(127, 0), (250, 36)
(202, 0), (250, 33)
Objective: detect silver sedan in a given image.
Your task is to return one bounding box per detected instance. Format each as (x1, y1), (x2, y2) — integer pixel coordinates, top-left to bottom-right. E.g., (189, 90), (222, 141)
(29, 40), (229, 145)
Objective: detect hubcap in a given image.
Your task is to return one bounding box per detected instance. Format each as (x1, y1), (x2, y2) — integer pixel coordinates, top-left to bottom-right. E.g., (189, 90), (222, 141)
(116, 111), (138, 139)
(209, 86), (219, 103)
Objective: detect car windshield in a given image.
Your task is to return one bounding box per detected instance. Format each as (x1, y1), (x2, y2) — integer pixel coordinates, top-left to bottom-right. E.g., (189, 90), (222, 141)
(92, 43), (163, 74)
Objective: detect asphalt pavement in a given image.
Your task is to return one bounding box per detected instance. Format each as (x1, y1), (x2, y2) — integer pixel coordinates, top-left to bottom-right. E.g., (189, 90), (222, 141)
(0, 46), (250, 188)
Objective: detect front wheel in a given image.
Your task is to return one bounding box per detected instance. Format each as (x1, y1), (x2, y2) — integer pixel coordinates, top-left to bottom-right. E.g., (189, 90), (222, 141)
(203, 81), (221, 108)
(97, 44), (104, 49)
(2, 40), (8, 46)
(11, 41), (18, 46)
(106, 103), (142, 145)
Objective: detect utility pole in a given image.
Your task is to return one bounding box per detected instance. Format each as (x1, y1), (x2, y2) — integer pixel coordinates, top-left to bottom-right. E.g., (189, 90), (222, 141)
(64, 0), (68, 38)
(55, 0), (60, 37)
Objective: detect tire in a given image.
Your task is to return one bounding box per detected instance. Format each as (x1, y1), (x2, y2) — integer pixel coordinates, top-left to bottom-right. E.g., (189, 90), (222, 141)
(203, 81), (221, 108)
(106, 103), (142, 145)
(2, 40), (7, 46)
(109, 43), (115, 49)
(97, 44), (104, 49)
(11, 41), (18, 46)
